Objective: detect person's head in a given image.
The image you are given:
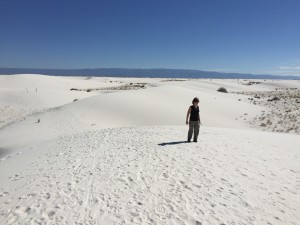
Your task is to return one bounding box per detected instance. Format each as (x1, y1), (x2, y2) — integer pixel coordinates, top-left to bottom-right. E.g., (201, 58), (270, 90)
(192, 97), (199, 106)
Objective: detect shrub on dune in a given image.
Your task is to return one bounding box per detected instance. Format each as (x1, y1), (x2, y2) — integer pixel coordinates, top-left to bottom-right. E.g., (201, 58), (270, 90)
(217, 87), (228, 93)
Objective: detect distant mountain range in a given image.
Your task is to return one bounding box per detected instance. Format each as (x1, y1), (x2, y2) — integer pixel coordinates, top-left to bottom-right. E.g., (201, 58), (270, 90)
(0, 68), (299, 80)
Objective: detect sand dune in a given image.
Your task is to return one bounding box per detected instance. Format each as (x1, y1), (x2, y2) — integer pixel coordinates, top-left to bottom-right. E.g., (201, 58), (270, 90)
(0, 74), (299, 225)
(1, 126), (299, 225)
(0, 80), (262, 151)
(0, 74), (113, 129)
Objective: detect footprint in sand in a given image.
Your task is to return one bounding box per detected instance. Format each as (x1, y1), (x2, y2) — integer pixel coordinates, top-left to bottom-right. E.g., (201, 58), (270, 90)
(14, 206), (31, 217)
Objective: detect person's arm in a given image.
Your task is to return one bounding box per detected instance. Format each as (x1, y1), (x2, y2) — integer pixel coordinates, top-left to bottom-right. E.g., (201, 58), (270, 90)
(186, 107), (191, 125)
(198, 108), (202, 124)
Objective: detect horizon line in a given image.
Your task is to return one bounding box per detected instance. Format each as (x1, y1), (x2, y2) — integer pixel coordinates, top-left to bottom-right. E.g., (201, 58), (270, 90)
(0, 67), (299, 77)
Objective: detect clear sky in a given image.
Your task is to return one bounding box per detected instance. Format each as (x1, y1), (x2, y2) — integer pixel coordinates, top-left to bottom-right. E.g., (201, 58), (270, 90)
(0, 0), (300, 76)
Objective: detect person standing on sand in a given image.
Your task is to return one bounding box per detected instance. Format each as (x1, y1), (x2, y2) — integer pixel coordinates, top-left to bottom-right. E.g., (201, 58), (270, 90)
(186, 97), (201, 142)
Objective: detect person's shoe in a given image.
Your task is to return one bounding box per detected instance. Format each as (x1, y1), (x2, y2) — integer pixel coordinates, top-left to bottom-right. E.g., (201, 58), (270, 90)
(187, 139), (191, 142)
(193, 139), (197, 142)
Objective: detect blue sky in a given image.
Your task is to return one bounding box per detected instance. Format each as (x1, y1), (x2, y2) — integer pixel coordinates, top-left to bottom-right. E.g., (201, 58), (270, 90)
(0, 0), (300, 75)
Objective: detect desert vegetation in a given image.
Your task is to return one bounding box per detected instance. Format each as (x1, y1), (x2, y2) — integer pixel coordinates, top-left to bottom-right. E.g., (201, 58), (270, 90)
(70, 82), (147, 92)
(217, 87), (228, 93)
(234, 88), (300, 133)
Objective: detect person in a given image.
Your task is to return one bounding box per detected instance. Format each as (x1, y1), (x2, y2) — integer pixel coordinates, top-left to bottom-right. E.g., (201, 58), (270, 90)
(186, 97), (201, 142)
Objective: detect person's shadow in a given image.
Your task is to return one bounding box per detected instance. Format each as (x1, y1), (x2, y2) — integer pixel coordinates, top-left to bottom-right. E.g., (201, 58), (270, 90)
(158, 141), (189, 146)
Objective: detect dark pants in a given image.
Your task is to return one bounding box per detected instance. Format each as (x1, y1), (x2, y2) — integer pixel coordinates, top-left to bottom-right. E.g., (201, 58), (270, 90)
(188, 120), (200, 140)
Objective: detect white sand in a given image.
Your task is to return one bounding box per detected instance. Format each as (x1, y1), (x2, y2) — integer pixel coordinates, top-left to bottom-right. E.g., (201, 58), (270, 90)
(0, 74), (299, 225)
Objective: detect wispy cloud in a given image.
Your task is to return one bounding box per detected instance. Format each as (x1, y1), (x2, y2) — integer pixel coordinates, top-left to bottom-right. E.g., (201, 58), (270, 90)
(267, 70), (300, 76)
(279, 66), (300, 70)
(273, 59), (300, 76)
